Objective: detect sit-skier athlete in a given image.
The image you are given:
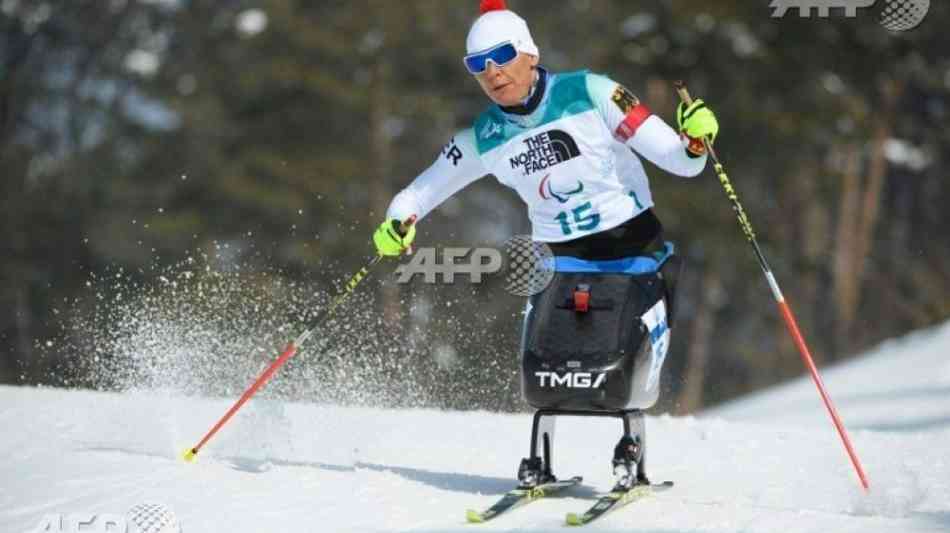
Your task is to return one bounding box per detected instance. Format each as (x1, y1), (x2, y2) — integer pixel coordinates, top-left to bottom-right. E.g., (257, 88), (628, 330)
(373, 0), (718, 490)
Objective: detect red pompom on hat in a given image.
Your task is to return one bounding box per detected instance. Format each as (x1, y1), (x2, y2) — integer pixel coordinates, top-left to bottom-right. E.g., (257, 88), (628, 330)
(479, 0), (507, 14)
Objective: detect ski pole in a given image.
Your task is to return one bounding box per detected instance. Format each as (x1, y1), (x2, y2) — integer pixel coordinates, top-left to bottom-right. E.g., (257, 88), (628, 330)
(182, 216), (416, 462)
(674, 82), (869, 491)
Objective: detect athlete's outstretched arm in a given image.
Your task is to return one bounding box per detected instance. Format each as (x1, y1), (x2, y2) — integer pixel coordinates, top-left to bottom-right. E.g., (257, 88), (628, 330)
(386, 128), (488, 222)
(587, 74), (706, 178)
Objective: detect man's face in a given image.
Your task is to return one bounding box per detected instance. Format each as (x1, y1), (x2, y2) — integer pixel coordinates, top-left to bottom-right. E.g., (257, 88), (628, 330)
(474, 52), (539, 107)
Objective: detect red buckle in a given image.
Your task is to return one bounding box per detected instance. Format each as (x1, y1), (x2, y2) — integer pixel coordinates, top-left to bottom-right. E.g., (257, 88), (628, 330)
(573, 289), (590, 312)
(684, 134), (707, 156)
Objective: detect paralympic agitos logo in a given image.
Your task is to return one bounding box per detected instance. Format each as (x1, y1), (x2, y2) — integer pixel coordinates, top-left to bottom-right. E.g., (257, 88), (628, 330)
(509, 129), (581, 175)
(538, 174), (584, 203)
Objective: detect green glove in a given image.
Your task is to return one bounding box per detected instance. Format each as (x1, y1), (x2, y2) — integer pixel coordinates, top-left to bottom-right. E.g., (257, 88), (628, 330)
(373, 218), (416, 257)
(676, 99), (719, 156)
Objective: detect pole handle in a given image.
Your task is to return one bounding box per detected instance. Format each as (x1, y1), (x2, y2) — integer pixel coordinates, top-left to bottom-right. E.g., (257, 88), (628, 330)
(397, 215), (417, 255)
(398, 215), (417, 235)
(673, 80), (719, 162)
(673, 80), (693, 106)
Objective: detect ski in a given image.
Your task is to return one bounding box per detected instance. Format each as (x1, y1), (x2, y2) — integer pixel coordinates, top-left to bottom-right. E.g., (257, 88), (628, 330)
(565, 480), (673, 526)
(465, 476), (583, 523)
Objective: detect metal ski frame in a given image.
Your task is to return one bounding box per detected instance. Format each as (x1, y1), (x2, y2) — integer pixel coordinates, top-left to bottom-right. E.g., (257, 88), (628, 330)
(528, 408), (648, 482)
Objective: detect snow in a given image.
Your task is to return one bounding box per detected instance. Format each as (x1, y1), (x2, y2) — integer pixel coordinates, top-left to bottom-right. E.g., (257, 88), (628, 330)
(3, 322), (950, 532)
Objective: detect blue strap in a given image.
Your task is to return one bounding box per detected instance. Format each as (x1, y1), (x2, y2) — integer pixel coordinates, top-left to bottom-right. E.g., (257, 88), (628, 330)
(545, 242), (674, 274)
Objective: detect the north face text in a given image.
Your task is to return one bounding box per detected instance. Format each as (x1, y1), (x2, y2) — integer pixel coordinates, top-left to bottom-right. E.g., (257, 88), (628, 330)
(509, 130), (580, 175)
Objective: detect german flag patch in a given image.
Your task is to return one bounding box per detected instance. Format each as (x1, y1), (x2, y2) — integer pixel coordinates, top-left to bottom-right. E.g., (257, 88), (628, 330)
(611, 85), (640, 114)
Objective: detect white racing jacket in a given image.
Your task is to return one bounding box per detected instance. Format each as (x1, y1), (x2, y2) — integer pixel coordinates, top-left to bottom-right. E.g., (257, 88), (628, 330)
(387, 70), (707, 242)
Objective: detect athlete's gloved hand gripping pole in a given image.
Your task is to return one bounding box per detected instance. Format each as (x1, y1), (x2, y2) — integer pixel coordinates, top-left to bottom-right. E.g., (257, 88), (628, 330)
(674, 81), (869, 492)
(182, 215), (416, 463)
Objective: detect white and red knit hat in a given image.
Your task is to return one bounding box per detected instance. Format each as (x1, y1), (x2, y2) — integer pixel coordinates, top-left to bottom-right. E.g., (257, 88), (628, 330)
(466, 0), (539, 57)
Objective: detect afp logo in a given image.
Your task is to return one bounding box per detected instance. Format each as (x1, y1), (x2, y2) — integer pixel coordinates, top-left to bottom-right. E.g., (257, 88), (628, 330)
(769, 0), (930, 32)
(25, 502), (181, 533)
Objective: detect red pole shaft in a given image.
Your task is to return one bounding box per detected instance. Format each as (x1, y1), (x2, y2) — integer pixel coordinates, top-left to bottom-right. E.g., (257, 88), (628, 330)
(188, 342), (298, 455)
(776, 301), (870, 491)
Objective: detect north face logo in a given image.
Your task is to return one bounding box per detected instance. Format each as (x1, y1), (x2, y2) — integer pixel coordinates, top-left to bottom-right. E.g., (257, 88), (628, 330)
(509, 130), (581, 175)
